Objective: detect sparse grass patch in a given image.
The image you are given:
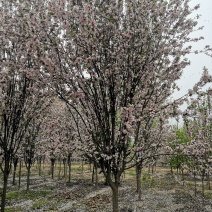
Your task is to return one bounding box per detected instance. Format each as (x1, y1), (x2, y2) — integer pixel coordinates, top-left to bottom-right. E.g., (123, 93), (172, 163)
(156, 202), (166, 209)
(185, 181), (193, 187)
(1, 166), (210, 211)
(71, 165), (90, 172)
(142, 172), (151, 181)
(6, 191), (19, 199)
(32, 199), (49, 209)
(71, 166), (83, 172)
(205, 191), (212, 199)
(5, 207), (22, 212)
(125, 170), (136, 177)
(7, 189), (52, 200)
(142, 172), (155, 187)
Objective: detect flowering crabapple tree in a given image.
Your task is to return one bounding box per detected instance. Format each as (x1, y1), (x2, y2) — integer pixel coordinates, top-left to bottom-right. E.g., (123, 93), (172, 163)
(134, 114), (169, 200)
(34, 1), (212, 211)
(0, 1), (52, 211)
(0, 31), (47, 210)
(165, 125), (191, 176)
(129, 73), (180, 199)
(36, 99), (76, 180)
(182, 89), (212, 195)
(165, 88), (212, 195)
(22, 115), (45, 191)
(11, 147), (23, 187)
(185, 134), (211, 196)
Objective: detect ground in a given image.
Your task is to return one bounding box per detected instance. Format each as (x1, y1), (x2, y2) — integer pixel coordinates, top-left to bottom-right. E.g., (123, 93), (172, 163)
(1, 164), (212, 211)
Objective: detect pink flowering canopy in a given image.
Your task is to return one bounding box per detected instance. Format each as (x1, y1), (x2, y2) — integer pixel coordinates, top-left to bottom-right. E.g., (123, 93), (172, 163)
(1, 0), (212, 211)
(39, 0), (209, 168)
(0, 0), (51, 160)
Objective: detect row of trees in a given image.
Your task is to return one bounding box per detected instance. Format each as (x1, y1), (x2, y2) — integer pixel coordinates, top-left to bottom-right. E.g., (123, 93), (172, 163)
(1, 0), (212, 211)
(166, 91), (212, 196)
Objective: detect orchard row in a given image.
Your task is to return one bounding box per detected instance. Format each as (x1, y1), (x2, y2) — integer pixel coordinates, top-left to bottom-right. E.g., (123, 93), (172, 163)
(0, 1), (212, 211)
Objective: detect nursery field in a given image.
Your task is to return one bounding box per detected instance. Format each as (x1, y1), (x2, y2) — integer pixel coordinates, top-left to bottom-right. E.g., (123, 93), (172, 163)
(1, 163), (212, 212)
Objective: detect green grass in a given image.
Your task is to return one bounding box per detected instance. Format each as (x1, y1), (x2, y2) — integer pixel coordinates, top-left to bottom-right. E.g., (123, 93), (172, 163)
(32, 199), (49, 209)
(205, 191), (212, 199)
(156, 202), (166, 209)
(142, 172), (156, 187)
(71, 166), (89, 172)
(5, 207), (22, 212)
(142, 172), (151, 181)
(7, 189), (52, 200)
(125, 170), (136, 177)
(6, 191), (18, 199)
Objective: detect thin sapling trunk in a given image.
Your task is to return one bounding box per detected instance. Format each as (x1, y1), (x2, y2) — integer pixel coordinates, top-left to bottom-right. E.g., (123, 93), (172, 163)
(12, 157), (18, 185)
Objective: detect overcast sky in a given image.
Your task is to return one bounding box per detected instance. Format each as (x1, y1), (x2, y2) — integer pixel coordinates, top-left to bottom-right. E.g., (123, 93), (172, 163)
(173, 0), (212, 100)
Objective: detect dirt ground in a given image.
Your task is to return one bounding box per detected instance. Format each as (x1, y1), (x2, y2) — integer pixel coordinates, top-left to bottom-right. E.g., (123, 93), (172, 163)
(1, 165), (212, 211)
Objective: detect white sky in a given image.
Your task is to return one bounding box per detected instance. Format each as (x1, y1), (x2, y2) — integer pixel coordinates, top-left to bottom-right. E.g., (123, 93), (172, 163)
(173, 0), (212, 100)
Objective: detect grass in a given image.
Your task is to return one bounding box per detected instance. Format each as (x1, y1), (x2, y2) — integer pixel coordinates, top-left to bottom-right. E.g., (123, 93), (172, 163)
(5, 207), (22, 212)
(71, 166), (85, 172)
(142, 172), (156, 187)
(1, 165), (212, 210)
(125, 169), (136, 177)
(6, 191), (18, 199)
(7, 189), (52, 200)
(156, 202), (167, 209)
(32, 199), (50, 209)
(204, 191), (212, 199)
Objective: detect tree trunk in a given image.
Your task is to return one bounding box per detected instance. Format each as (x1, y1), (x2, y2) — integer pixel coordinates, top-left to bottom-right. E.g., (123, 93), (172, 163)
(89, 162), (92, 172)
(63, 158), (67, 177)
(207, 171), (211, 190)
(194, 171), (197, 196)
(64, 166), (67, 190)
(18, 160), (22, 190)
(63, 159), (67, 191)
(152, 161), (156, 175)
(92, 164), (95, 183)
(95, 163), (98, 187)
(38, 158), (42, 176)
(111, 185), (119, 212)
(1, 159), (10, 212)
(91, 162), (99, 186)
(1, 172), (9, 212)
(26, 166), (31, 191)
(201, 172), (205, 196)
(42, 157), (45, 170)
(81, 159), (84, 177)
(104, 165), (120, 212)
(12, 158), (18, 185)
(58, 159), (62, 178)
(148, 164), (150, 175)
(50, 158), (55, 179)
(68, 164), (71, 183)
(154, 160), (157, 173)
(136, 164), (142, 200)
(68, 154), (72, 183)
(181, 169), (184, 186)
(202, 177), (204, 196)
